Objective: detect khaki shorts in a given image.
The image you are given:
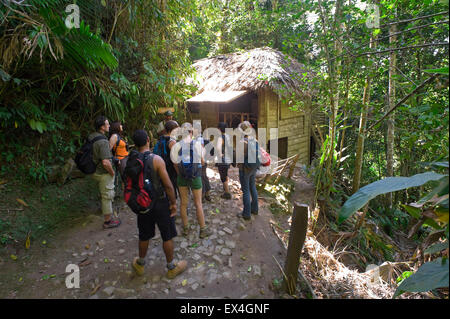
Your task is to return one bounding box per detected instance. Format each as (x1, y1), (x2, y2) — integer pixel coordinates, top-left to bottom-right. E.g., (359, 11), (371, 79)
(92, 172), (115, 215)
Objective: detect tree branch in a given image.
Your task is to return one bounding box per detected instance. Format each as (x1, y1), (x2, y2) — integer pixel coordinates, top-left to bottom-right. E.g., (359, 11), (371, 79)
(367, 74), (439, 132)
(379, 11), (449, 28)
(354, 42), (449, 58)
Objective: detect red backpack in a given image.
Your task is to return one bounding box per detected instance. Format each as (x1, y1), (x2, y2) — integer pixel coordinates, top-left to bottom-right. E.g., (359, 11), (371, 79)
(259, 147), (271, 167)
(123, 150), (156, 214)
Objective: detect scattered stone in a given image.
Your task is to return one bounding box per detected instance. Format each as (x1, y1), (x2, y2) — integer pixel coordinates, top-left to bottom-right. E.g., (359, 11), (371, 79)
(219, 220), (227, 226)
(225, 241), (236, 249)
(187, 278), (196, 285)
(176, 288), (187, 294)
(217, 239), (224, 245)
(191, 283), (199, 291)
(238, 223), (246, 231)
(212, 255), (223, 265)
(212, 218), (221, 224)
(103, 286), (115, 296)
(117, 239), (125, 243)
(223, 271), (232, 280)
(163, 289), (169, 294)
(97, 240), (105, 248)
(114, 288), (135, 297)
(228, 258), (232, 268)
(202, 239), (212, 248)
(215, 245), (223, 254)
(218, 231), (226, 236)
(253, 265), (262, 277)
(220, 248), (232, 256)
(88, 252), (94, 257)
(192, 254), (201, 261)
(118, 249), (125, 255)
(89, 294), (99, 299)
(152, 275), (161, 283)
(180, 241), (188, 249)
(72, 253), (78, 257)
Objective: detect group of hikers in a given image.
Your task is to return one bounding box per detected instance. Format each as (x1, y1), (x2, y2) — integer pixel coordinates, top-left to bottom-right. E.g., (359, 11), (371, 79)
(78, 111), (264, 280)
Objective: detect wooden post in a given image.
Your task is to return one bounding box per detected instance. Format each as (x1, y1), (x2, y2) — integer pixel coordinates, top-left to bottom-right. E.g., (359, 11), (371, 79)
(283, 203), (309, 295)
(288, 154), (300, 179)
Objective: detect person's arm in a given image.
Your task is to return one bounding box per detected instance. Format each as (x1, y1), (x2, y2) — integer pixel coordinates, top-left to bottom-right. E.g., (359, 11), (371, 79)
(102, 159), (115, 176)
(97, 140), (115, 176)
(109, 134), (118, 150)
(170, 141), (181, 175)
(216, 136), (223, 161)
(154, 156), (177, 217)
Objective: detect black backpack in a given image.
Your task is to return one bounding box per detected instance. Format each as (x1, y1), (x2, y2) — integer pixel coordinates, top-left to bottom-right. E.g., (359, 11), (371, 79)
(123, 150), (163, 214)
(74, 135), (108, 174)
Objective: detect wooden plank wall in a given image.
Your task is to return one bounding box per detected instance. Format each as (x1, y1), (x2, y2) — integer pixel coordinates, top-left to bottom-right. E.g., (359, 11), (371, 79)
(189, 102), (218, 130)
(258, 89), (311, 164)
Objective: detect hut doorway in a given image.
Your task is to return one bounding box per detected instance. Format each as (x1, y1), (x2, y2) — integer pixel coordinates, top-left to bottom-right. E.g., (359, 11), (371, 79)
(268, 137), (288, 159)
(218, 91), (258, 129)
(219, 112), (251, 128)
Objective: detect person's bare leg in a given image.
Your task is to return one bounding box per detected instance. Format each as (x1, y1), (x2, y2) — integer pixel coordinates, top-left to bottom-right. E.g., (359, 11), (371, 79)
(138, 240), (149, 259)
(223, 177), (230, 193)
(162, 240), (174, 263)
(179, 186), (189, 227)
(192, 188), (205, 228)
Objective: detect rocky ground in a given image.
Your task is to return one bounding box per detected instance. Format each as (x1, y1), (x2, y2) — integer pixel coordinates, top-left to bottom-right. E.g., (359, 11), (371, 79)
(0, 167), (288, 299)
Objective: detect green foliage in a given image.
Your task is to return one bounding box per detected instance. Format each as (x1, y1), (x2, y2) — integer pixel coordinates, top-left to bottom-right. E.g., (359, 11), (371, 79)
(394, 257), (449, 297)
(338, 172), (447, 223)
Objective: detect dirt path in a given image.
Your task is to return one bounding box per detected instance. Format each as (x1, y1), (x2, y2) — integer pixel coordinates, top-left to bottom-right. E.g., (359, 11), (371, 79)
(0, 167), (286, 299)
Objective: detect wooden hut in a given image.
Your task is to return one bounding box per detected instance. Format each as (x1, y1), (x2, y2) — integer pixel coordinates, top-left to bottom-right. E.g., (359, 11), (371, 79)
(186, 47), (317, 164)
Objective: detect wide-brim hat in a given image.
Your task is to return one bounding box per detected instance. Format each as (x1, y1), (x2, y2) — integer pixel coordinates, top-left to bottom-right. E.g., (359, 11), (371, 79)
(164, 110), (174, 116)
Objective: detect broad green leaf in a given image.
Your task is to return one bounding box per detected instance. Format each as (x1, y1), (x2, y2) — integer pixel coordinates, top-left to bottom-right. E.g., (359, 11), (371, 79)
(338, 172), (447, 224)
(423, 218), (443, 230)
(401, 204), (421, 219)
(417, 177), (449, 205)
(423, 67), (449, 75)
(394, 258), (449, 298)
(424, 241), (449, 255)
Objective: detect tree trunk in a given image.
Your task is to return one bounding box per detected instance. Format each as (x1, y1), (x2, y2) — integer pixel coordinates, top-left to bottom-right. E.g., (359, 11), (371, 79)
(352, 35), (376, 194)
(386, 23), (397, 209)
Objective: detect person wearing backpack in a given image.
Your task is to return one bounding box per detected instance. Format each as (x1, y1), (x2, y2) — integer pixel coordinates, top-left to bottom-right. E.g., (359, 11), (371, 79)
(128, 129), (187, 279)
(153, 120), (179, 199)
(192, 127), (212, 203)
(216, 122), (232, 200)
(88, 115), (121, 229)
(172, 123), (210, 239)
(109, 121), (129, 198)
(157, 110), (174, 137)
(236, 121), (260, 221)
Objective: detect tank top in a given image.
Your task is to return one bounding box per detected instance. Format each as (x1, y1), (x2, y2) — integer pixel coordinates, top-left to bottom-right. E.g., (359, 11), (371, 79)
(112, 135), (129, 160)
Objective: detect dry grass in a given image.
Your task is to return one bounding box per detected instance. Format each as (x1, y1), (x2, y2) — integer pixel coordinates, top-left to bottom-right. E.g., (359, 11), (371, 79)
(187, 47), (315, 98)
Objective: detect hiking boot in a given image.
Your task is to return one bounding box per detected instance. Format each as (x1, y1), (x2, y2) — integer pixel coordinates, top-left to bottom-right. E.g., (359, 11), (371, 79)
(251, 211), (258, 215)
(182, 224), (190, 237)
(221, 192), (232, 200)
(236, 212), (251, 221)
(199, 225), (211, 239)
(103, 218), (121, 229)
(166, 260), (187, 279)
(132, 257), (145, 276)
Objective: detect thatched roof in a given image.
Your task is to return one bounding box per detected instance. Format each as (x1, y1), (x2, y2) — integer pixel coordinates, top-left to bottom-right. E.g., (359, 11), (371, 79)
(188, 47), (313, 98)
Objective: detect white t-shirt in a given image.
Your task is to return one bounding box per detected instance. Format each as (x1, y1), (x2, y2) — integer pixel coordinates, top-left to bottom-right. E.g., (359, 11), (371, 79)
(157, 121), (165, 133)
